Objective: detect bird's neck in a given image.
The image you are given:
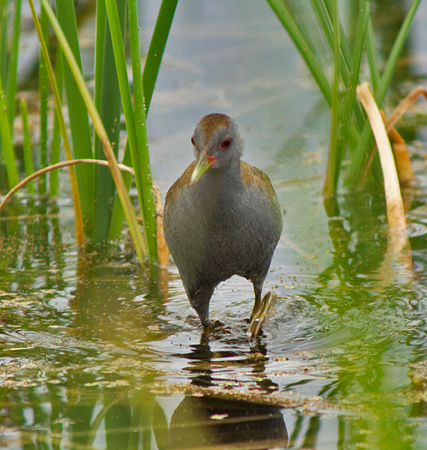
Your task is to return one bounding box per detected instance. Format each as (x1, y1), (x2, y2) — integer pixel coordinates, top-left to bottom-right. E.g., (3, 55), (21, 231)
(191, 159), (243, 207)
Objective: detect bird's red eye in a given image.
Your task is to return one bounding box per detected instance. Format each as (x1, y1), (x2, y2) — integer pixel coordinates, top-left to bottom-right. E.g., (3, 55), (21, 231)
(191, 137), (195, 146)
(220, 137), (232, 150)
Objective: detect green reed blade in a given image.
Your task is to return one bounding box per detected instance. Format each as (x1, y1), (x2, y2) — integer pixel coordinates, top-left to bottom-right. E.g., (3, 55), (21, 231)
(54, 0), (94, 233)
(309, 0), (336, 57)
(346, 0), (422, 188)
(108, 141), (132, 241)
(104, 0), (155, 262)
(365, 17), (379, 93)
(92, 0), (105, 234)
(40, 0), (148, 262)
(128, 0), (157, 262)
(94, 0), (106, 113)
(295, 0), (329, 59)
(309, 0), (352, 93)
(266, 0), (332, 106)
(323, 0), (340, 197)
(93, 0), (105, 176)
(321, 0), (366, 129)
(99, 0), (125, 241)
(323, 0), (353, 71)
(20, 99), (34, 195)
(143, 0), (178, 111)
(109, 0), (178, 242)
(38, 5), (49, 195)
(94, 0), (127, 243)
(375, 0), (421, 105)
(29, 0), (85, 245)
(50, 45), (64, 196)
(0, 75), (18, 188)
(5, 0), (21, 129)
(346, 1), (370, 123)
(0, 0), (7, 86)
(336, 0), (371, 152)
(0, 0), (17, 188)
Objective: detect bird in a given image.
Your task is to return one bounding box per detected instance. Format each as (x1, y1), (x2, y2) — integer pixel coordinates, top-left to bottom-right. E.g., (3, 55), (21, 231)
(163, 113), (283, 328)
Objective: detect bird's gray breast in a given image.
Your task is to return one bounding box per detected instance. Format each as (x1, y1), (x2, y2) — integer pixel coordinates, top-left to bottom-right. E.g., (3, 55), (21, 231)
(164, 175), (281, 289)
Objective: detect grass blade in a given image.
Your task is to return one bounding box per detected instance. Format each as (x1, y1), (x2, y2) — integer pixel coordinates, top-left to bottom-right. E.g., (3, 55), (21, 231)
(94, 0), (126, 242)
(38, 4), (49, 195)
(365, 17), (379, 92)
(109, 0), (178, 242)
(375, 0), (421, 105)
(29, 0), (85, 245)
(108, 142), (132, 241)
(20, 99), (35, 194)
(40, 0), (148, 262)
(54, 0), (94, 232)
(323, 0), (340, 197)
(128, 0), (157, 262)
(5, 0), (21, 129)
(143, 0), (178, 111)
(344, 0), (370, 127)
(105, 0), (156, 261)
(0, 0), (8, 88)
(346, 0), (422, 187)
(94, 0), (106, 113)
(0, 75), (18, 188)
(266, 0), (331, 105)
(50, 45), (64, 196)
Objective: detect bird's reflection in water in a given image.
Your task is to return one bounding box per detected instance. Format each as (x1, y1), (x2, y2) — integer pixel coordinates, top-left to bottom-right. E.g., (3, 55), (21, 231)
(169, 332), (288, 449)
(169, 395), (288, 449)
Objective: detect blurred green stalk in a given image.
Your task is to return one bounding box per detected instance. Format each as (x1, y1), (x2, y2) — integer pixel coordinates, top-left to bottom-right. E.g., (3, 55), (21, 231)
(50, 46), (64, 197)
(38, 4), (49, 195)
(0, 75), (18, 188)
(0, 0), (19, 189)
(20, 99), (35, 194)
(323, 0), (340, 197)
(54, 0), (95, 233)
(6, 0), (21, 129)
(128, 0), (159, 262)
(93, 0), (127, 243)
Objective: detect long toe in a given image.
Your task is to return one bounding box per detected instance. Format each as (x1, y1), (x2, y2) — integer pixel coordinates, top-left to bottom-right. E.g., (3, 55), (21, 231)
(248, 291), (278, 338)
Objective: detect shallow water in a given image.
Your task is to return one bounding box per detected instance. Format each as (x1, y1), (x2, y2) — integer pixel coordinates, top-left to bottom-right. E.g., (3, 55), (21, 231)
(2, 1), (427, 449)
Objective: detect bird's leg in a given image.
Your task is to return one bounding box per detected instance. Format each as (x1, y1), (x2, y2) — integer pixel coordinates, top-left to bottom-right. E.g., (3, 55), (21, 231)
(250, 285), (262, 319)
(188, 285), (215, 327)
(203, 322), (212, 333)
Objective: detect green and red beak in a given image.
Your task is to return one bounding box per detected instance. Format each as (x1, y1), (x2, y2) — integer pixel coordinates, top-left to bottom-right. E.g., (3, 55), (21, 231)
(190, 151), (217, 185)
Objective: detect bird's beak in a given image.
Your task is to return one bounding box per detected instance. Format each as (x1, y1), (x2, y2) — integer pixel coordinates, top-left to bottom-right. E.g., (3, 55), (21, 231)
(190, 151), (217, 185)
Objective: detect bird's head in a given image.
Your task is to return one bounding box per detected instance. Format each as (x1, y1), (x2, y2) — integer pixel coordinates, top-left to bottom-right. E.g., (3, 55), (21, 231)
(190, 113), (244, 185)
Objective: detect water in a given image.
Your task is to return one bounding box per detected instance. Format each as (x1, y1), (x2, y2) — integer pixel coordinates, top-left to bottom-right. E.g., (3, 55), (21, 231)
(2, 0), (427, 449)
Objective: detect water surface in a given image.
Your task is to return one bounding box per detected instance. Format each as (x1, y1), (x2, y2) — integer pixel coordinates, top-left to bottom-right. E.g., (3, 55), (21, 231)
(2, 1), (427, 449)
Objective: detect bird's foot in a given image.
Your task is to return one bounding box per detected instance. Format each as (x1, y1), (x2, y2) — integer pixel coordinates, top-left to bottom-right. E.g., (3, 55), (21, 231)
(202, 320), (220, 332)
(202, 320), (232, 335)
(248, 291), (278, 338)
